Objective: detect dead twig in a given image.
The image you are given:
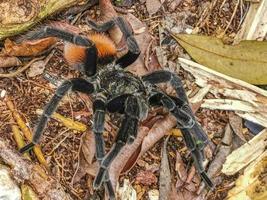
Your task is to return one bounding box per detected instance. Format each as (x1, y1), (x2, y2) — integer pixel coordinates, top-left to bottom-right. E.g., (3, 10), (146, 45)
(0, 57), (44, 78)
(0, 140), (72, 199)
(221, 0), (240, 36)
(5, 98), (48, 168)
(36, 109), (87, 132)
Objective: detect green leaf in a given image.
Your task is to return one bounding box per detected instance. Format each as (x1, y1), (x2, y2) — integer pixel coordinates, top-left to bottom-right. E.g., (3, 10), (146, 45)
(172, 34), (267, 85)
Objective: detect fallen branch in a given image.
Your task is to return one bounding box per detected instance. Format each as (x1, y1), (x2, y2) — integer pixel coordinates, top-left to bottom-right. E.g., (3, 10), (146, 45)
(36, 109), (87, 132)
(0, 139), (72, 200)
(0, 57), (44, 78)
(5, 98), (48, 168)
(222, 129), (267, 175)
(0, 0), (85, 39)
(179, 58), (267, 128)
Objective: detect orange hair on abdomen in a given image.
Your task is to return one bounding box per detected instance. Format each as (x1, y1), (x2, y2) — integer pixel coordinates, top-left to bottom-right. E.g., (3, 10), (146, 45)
(64, 33), (116, 66)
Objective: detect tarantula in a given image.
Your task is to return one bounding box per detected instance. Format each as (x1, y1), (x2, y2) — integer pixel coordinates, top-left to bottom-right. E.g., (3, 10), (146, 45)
(19, 16), (213, 199)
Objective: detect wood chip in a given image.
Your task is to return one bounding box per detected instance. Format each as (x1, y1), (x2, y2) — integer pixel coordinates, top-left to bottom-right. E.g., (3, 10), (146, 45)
(222, 129), (267, 175)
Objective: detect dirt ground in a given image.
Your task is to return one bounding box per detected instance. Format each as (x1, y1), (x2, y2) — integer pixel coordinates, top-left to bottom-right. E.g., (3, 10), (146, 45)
(0, 0), (252, 199)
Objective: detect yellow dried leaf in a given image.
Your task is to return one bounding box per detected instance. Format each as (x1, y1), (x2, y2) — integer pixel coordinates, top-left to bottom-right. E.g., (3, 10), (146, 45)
(172, 34), (267, 84)
(21, 184), (39, 200)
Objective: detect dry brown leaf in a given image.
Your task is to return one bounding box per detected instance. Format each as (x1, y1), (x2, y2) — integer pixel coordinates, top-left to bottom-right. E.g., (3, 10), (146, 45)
(83, 126), (149, 188)
(229, 113), (246, 142)
(135, 170), (157, 186)
(81, 131), (95, 165)
(146, 0), (162, 16)
(169, 184), (201, 200)
(175, 152), (187, 184)
(222, 124), (233, 146)
(159, 137), (171, 200)
(72, 131), (95, 184)
(27, 60), (46, 77)
(0, 56), (21, 68)
(3, 38), (57, 57)
(141, 115), (176, 155)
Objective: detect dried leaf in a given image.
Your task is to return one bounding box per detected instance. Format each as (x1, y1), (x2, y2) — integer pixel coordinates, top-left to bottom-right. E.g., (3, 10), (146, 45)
(3, 38), (57, 57)
(229, 114), (246, 142)
(27, 60), (46, 77)
(169, 184), (201, 200)
(222, 129), (267, 175)
(207, 145), (232, 178)
(117, 179), (137, 200)
(168, 0), (182, 12)
(141, 115), (176, 155)
(146, 0), (162, 16)
(221, 124), (233, 146)
(173, 34), (267, 84)
(135, 170), (157, 186)
(159, 137), (171, 200)
(71, 132), (95, 184)
(125, 14), (153, 76)
(0, 56), (21, 68)
(81, 131), (95, 165)
(175, 152), (187, 184)
(21, 184), (39, 200)
(155, 46), (167, 68)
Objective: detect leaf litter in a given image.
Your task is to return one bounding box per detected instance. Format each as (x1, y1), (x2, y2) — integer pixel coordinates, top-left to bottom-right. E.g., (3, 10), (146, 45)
(0, 0), (266, 199)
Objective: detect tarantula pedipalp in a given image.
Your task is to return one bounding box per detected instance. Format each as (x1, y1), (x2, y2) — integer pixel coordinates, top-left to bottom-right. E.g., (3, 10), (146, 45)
(19, 16), (213, 198)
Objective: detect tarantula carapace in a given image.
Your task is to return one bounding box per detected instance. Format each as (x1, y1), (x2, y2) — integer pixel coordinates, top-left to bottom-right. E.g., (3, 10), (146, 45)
(19, 16), (213, 199)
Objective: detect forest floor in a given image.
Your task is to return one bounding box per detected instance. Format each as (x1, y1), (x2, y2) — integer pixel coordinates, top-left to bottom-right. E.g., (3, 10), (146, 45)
(0, 0), (254, 199)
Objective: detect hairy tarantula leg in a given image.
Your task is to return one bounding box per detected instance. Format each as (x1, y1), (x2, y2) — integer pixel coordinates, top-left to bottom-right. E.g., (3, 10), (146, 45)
(93, 95), (140, 189)
(181, 129), (214, 188)
(115, 16), (140, 68)
(19, 78), (95, 154)
(86, 19), (116, 32)
(87, 16), (140, 68)
(27, 26), (94, 47)
(149, 91), (213, 188)
(149, 92), (194, 128)
(92, 94), (115, 199)
(93, 94), (107, 161)
(142, 70), (209, 146)
(26, 26), (98, 76)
